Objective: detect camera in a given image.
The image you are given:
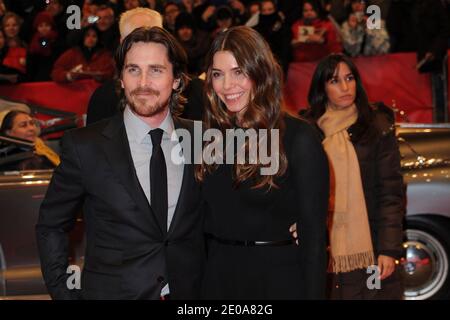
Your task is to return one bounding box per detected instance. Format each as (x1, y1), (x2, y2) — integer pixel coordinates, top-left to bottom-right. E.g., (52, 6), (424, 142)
(87, 15), (99, 24)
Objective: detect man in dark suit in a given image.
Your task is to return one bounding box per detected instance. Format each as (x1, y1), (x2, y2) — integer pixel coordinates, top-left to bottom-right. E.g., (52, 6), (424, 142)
(86, 7), (204, 125)
(36, 26), (205, 300)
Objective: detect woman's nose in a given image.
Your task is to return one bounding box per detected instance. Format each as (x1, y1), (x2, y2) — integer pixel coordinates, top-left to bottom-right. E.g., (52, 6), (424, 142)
(223, 74), (234, 90)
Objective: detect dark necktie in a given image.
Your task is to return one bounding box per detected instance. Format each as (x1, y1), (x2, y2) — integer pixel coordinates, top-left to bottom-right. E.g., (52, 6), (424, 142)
(149, 128), (168, 232)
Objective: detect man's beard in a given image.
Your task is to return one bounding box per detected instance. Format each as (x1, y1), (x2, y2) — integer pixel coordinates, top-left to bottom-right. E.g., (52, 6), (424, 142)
(127, 87), (169, 117)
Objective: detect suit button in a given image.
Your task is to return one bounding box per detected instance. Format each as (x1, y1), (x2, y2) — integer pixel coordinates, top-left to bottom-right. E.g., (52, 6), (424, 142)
(157, 276), (165, 283)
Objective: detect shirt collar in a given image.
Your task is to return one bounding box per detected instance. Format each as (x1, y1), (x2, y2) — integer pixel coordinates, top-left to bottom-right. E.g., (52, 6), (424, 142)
(123, 105), (174, 144)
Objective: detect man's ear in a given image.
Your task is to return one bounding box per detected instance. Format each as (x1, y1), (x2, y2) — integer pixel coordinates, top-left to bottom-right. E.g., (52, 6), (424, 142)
(173, 78), (181, 90)
(120, 78), (124, 89)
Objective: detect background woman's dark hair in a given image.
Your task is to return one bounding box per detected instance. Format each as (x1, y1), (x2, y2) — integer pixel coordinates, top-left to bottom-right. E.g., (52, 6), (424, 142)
(302, 0), (326, 20)
(115, 26), (189, 116)
(306, 53), (374, 142)
(79, 25), (101, 47)
(77, 25), (102, 61)
(0, 110), (28, 134)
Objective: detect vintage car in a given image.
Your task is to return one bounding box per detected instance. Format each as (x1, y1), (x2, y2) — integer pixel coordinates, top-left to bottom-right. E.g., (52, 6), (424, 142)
(0, 121), (449, 300)
(398, 123), (450, 300)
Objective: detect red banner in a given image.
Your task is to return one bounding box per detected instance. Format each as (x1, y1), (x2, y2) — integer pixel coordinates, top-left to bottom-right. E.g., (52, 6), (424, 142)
(284, 52), (435, 123)
(0, 79), (100, 119)
(0, 52), (448, 124)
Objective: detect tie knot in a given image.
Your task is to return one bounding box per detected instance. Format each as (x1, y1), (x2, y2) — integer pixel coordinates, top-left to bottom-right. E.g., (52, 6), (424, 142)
(149, 128), (164, 146)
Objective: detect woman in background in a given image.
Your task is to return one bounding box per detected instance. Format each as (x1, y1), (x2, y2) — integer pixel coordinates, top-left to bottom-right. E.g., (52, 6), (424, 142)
(0, 110), (59, 170)
(291, 0), (342, 63)
(51, 25), (115, 83)
(1, 12), (27, 75)
(304, 53), (404, 299)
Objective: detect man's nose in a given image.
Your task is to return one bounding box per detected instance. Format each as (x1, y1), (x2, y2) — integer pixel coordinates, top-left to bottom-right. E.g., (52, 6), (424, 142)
(139, 72), (150, 87)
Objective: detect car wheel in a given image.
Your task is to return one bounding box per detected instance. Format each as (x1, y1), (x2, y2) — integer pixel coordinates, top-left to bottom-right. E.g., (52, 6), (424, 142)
(402, 215), (450, 300)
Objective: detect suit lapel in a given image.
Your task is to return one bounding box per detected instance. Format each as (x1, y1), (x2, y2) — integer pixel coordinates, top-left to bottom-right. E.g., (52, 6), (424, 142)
(101, 114), (164, 236)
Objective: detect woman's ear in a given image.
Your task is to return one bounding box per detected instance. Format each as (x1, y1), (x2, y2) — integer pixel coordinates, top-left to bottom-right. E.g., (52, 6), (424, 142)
(173, 78), (181, 90)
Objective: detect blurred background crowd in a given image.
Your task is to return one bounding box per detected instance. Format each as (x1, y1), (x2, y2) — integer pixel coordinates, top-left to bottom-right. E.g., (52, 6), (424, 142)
(0, 0), (448, 85)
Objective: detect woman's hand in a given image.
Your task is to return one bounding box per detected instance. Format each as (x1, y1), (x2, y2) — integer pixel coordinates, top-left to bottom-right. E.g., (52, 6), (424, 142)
(378, 255), (396, 280)
(289, 223), (299, 245)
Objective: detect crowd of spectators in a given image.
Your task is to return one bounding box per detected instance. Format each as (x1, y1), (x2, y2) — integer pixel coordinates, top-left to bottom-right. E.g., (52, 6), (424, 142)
(0, 0), (449, 85)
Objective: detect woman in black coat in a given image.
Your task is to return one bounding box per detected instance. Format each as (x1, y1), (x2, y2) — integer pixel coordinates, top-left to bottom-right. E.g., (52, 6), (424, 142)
(303, 53), (404, 299)
(196, 26), (329, 299)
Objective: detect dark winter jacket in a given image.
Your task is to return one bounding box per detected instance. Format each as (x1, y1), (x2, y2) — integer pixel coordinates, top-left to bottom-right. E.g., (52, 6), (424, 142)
(302, 104), (405, 259)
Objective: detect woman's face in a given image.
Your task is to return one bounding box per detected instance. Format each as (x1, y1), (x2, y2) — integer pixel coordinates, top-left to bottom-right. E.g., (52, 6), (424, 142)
(125, 0), (141, 10)
(84, 29), (98, 48)
(249, 4), (260, 16)
(3, 16), (20, 38)
(261, 1), (275, 15)
(38, 22), (52, 37)
(164, 4), (180, 26)
(303, 3), (318, 20)
(7, 113), (39, 142)
(352, 1), (366, 13)
(211, 50), (253, 116)
(46, 0), (63, 17)
(217, 18), (233, 29)
(325, 62), (357, 110)
(177, 26), (193, 42)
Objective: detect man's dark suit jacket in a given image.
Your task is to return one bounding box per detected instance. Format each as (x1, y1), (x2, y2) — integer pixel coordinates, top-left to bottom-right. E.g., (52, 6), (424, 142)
(86, 78), (205, 125)
(36, 114), (205, 299)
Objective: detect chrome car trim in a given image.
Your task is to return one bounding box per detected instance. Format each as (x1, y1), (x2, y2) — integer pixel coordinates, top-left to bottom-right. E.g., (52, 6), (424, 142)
(0, 294), (50, 300)
(402, 229), (449, 300)
(398, 123), (450, 129)
(0, 180), (50, 187)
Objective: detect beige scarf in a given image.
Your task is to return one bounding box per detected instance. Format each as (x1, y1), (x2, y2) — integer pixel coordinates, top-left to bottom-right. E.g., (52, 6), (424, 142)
(317, 104), (375, 273)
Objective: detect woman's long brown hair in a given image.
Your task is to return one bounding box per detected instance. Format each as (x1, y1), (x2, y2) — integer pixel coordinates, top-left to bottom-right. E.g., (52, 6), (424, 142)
(195, 26), (287, 189)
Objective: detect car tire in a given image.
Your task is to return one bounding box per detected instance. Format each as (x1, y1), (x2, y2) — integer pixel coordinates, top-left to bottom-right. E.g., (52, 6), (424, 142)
(402, 215), (450, 300)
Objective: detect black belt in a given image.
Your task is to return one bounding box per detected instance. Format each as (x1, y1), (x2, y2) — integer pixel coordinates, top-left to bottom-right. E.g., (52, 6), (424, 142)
(205, 233), (294, 247)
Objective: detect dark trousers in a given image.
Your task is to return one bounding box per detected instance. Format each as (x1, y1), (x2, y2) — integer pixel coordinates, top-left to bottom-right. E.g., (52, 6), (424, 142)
(327, 266), (404, 300)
